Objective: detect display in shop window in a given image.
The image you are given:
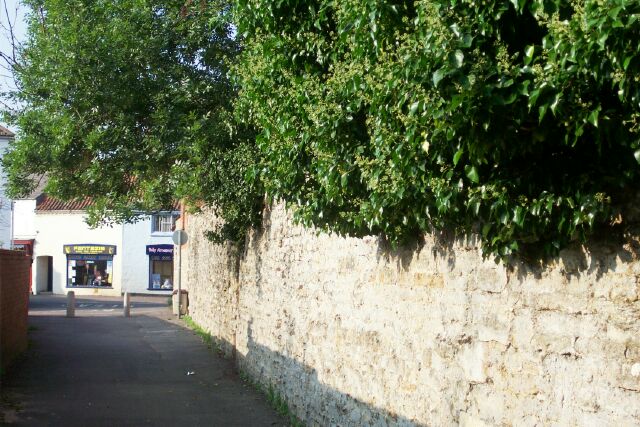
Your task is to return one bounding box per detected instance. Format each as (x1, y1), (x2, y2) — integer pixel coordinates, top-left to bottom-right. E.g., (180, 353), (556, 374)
(147, 244), (173, 290)
(66, 254), (114, 288)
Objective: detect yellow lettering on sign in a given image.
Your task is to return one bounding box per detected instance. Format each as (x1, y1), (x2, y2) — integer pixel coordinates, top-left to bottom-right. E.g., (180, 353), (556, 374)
(64, 245), (115, 255)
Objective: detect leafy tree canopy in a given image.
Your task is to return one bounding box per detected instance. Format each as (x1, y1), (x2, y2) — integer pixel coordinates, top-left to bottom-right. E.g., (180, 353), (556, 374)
(5, 0), (640, 258)
(235, 0), (640, 258)
(3, 0), (262, 242)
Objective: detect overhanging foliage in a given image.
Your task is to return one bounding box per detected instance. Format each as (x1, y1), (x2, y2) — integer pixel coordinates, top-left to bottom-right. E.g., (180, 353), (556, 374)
(4, 0), (640, 258)
(235, 0), (640, 258)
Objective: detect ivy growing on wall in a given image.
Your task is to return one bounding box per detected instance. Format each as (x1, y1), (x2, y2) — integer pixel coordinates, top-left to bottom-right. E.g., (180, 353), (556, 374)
(234, 0), (640, 258)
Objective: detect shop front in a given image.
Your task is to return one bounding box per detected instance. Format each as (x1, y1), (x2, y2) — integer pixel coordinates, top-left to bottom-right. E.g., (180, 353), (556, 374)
(64, 244), (116, 288)
(13, 239), (35, 256)
(146, 244), (173, 291)
(13, 239), (35, 292)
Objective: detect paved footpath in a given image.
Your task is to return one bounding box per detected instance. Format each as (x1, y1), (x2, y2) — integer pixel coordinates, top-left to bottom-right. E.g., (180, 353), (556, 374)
(1, 295), (286, 427)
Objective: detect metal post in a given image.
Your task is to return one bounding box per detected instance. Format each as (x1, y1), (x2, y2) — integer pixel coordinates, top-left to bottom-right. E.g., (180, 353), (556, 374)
(9, 200), (14, 250)
(177, 241), (182, 318)
(172, 225), (187, 318)
(66, 291), (75, 318)
(123, 292), (130, 317)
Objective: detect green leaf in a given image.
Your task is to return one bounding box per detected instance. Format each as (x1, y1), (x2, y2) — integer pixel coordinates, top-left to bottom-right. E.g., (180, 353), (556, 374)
(588, 109), (599, 128)
(453, 148), (464, 166)
(513, 206), (524, 226)
(550, 94), (560, 116)
(449, 23), (460, 37)
(509, 0), (526, 12)
(451, 50), (464, 68)
(538, 104), (548, 122)
(461, 34), (473, 48)
(451, 94), (463, 110)
(409, 101), (420, 115)
(524, 45), (535, 65)
(598, 33), (608, 48)
(465, 165), (480, 183)
(528, 88), (540, 108)
(482, 223), (492, 237)
(432, 68), (446, 87)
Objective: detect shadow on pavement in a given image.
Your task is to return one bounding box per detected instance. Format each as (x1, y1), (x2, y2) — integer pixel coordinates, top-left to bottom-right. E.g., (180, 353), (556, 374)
(5, 295), (422, 426)
(0, 298), (286, 427)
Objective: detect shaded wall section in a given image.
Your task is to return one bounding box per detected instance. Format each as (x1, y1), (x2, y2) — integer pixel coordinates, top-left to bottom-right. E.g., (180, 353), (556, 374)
(181, 203), (640, 426)
(0, 249), (31, 371)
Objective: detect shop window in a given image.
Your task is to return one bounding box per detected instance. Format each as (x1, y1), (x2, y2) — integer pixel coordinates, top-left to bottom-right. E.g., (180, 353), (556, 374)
(147, 244), (174, 290)
(149, 259), (173, 290)
(64, 244), (116, 288)
(67, 258), (113, 287)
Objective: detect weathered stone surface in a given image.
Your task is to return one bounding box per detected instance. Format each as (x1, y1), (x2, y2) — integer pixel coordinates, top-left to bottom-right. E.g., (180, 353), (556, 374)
(179, 203), (640, 426)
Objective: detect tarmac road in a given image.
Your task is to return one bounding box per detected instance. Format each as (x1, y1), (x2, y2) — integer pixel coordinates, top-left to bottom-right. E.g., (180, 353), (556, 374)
(1, 295), (287, 427)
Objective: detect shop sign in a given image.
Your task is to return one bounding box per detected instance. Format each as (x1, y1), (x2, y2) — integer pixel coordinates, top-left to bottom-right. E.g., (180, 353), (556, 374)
(12, 239), (34, 256)
(64, 244), (117, 255)
(146, 244), (174, 256)
(67, 254), (113, 261)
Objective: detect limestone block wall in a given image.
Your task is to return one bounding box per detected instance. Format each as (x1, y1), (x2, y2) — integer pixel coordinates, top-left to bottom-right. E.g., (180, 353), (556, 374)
(182, 203), (640, 426)
(181, 213), (239, 357)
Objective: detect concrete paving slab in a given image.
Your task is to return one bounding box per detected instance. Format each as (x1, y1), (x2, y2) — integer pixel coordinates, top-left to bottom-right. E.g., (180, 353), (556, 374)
(1, 295), (287, 426)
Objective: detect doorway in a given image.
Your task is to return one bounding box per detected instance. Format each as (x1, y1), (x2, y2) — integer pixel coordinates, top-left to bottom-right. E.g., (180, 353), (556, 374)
(47, 256), (53, 292)
(35, 256), (53, 293)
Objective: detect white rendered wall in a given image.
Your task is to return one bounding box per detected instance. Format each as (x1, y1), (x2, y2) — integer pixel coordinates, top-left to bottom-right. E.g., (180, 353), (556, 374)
(0, 137), (13, 248)
(121, 217), (175, 295)
(33, 211), (123, 296)
(13, 199), (37, 239)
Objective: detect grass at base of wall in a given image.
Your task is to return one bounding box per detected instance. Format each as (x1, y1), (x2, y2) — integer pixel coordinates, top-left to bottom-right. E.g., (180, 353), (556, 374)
(239, 370), (305, 427)
(182, 316), (229, 358)
(182, 315), (217, 351)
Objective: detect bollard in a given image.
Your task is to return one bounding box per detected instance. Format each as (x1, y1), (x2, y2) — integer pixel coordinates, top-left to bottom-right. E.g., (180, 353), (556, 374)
(66, 291), (75, 318)
(123, 292), (130, 317)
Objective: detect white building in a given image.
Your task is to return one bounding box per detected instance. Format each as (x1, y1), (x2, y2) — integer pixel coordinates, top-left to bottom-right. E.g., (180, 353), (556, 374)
(0, 125), (16, 248)
(15, 193), (178, 296)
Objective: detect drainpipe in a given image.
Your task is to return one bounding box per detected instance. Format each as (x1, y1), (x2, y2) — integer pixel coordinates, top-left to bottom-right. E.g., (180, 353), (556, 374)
(9, 199), (14, 250)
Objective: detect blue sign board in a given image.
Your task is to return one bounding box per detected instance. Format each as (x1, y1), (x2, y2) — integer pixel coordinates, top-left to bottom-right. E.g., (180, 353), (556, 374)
(146, 244), (174, 259)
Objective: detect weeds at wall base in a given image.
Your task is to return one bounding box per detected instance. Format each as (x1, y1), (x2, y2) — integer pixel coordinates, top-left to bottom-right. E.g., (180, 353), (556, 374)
(239, 370), (304, 427)
(181, 315), (222, 353)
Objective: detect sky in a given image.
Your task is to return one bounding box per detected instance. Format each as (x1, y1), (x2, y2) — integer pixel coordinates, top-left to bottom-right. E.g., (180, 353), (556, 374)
(0, 0), (25, 129)
(0, 1), (25, 246)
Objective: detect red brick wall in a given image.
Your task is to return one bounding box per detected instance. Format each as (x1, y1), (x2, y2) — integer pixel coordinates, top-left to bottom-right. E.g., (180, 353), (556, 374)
(0, 249), (31, 370)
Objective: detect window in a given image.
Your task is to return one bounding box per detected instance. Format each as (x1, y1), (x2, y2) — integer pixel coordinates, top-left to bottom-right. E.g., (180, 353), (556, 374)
(152, 214), (176, 233)
(149, 260), (173, 290)
(67, 258), (113, 287)
(64, 244), (116, 288)
(146, 244), (174, 290)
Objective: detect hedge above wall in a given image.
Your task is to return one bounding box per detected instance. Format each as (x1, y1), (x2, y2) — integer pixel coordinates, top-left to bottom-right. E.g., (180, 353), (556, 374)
(234, 0), (640, 259)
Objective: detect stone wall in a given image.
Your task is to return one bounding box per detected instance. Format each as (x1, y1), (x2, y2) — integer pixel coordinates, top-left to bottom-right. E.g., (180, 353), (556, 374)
(181, 203), (640, 426)
(0, 249), (31, 371)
